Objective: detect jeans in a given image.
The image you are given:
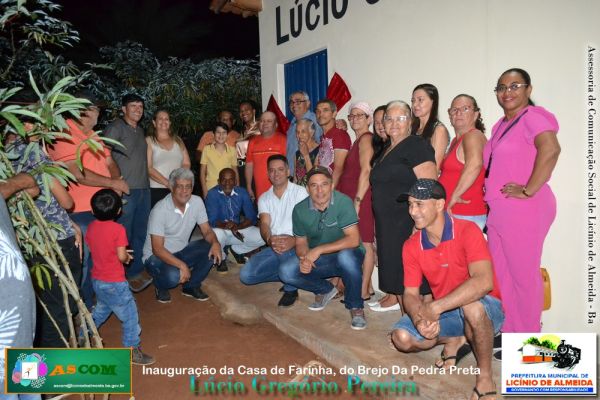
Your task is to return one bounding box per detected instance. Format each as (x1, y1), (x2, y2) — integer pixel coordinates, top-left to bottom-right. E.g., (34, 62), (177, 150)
(92, 279), (141, 348)
(70, 211), (96, 309)
(144, 240), (214, 290)
(279, 248), (364, 309)
(118, 188), (150, 278)
(240, 247), (297, 292)
(393, 295), (505, 341)
(0, 394), (40, 399)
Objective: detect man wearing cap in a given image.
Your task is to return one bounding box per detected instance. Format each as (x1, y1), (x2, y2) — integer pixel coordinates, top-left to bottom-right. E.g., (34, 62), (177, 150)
(279, 167), (366, 330)
(103, 93), (153, 293)
(391, 179), (503, 400)
(286, 91), (323, 177)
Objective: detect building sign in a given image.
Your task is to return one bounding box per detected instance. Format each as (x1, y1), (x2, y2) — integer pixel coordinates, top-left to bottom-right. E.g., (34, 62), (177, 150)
(275, 0), (381, 45)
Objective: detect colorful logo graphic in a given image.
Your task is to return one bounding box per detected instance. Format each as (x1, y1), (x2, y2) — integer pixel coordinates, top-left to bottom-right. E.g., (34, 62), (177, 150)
(11, 353), (49, 389)
(519, 335), (581, 369)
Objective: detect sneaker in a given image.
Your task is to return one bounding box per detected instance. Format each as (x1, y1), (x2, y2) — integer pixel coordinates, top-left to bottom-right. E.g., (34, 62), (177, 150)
(216, 260), (229, 274)
(182, 287), (210, 301)
(493, 333), (502, 350)
(493, 350), (502, 361)
(308, 287), (338, 311)
(128, 271), (153, 293)
(350, 308), (367, 330)
(278, 290), (298, 307)
(132, 347), (155, 366)
(155, 287), (171, 303)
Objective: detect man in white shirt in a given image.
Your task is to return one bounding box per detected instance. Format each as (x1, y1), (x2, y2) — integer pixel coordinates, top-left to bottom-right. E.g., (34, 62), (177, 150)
(239, 155), (308, 307)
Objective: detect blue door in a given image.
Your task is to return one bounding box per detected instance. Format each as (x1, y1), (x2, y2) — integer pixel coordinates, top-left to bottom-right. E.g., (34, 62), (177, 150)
(284, 50), (328, 120)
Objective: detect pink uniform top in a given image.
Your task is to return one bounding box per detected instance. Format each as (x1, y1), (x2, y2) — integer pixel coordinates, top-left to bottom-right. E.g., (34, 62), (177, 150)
(483, 106), (559, 202)
(439, 132), (486, 215)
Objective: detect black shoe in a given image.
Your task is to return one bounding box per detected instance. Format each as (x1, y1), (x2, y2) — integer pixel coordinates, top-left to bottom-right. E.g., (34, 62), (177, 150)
(278, 290), (298, 307)
(229, 247), (247, 264)
(493, 350), (502, 361)
(216, 260), (229, 274)
(493, 333), (502, 350)
(155, 287), (171, 303)
(182, 287), (210, 301)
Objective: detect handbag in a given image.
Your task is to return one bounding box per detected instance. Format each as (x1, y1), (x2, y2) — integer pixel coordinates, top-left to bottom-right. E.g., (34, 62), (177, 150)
(541, 267), (551, 310)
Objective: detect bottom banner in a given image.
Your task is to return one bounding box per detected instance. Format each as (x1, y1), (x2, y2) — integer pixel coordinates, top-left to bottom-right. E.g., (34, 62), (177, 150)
(5, 348), (132, 394)
(501, 333), (597, 396)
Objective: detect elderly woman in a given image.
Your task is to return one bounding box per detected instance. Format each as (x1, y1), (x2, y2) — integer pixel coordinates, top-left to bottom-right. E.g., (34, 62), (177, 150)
(370, 101), (437, 312)
(438, 95), (488, 230)
(411, 83), (450, 170)
(484, 68), (560, 339)
(337, 102), (376, 300)
(146, 109), (191, 207)
(293, 119), (320, 186)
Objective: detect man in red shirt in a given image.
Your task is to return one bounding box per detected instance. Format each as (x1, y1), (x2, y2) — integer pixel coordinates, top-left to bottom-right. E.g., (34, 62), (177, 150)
(245, 111), (286, 201)
(315, 99), (351, 188)
(391, 179), (503, 400)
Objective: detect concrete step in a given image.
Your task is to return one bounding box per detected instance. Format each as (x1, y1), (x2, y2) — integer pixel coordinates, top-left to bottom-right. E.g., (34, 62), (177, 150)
(202, 260), (504, 400)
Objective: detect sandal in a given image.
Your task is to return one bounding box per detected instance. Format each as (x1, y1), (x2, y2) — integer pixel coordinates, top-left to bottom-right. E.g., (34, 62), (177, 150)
(435, 343), (472, 369)
(473, 387), (496, 399)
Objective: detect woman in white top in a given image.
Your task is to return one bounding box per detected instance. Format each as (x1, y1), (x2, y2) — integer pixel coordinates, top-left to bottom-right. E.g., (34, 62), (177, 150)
(146, 109), (191, 207)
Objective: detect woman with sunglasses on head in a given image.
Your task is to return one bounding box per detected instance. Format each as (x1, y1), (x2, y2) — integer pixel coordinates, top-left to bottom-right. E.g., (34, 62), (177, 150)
(411, 83), (450, 171)
(337, 102), (376, 301)
(484, 68), (560, 340)
(369, 101), (436, 313)
(438, 95), (488, 231)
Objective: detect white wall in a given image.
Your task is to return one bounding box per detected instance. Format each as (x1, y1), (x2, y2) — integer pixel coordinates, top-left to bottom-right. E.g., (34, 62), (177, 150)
(259, 0), (600, 334)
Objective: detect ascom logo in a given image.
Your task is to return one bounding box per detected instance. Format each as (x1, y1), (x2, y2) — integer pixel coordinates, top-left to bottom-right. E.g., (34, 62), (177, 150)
(12, 353), (49, 389)
(49, 363), (117, 376)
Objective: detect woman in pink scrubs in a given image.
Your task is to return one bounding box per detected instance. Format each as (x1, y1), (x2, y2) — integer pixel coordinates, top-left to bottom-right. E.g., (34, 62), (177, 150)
(484, 68), (561, 336)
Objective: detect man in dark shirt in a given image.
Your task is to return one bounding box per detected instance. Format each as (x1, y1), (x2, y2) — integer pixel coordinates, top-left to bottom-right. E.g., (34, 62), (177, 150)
(205, 168), (264, 273)
(103, 93), (152, 292)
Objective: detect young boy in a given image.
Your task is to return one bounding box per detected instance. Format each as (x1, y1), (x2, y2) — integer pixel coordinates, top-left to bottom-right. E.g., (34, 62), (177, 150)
(86, 189), (155, 365)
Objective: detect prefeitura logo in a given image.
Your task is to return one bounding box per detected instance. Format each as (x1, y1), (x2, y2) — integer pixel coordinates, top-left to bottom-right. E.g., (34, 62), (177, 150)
(519, 335), (582, 369)
(11, 353), (49, 389)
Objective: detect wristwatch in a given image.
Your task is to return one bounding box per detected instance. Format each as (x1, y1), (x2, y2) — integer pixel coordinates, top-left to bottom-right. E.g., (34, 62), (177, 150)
(354, 196), (362, 202)
(522, 187), (531, 197)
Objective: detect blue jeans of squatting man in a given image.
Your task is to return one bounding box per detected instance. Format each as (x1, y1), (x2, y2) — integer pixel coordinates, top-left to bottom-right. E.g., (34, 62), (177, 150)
(92, 280), (141, 348)
(239, 247), (298, 292)
(144, 240), (214, 290)
(279, 248), (365, 310)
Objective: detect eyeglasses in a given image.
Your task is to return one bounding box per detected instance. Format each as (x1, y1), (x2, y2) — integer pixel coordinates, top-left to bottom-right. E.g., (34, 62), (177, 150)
(448, 106), (476, 115)
(383, 115), (409, 124)
(347, 113), (367, 121)
(290, 100), (307, 105)
(494, 83), (528, 94)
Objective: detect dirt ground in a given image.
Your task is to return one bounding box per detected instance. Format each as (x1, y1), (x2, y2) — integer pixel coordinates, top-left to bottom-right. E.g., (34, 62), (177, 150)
(97, 286), (379, 400)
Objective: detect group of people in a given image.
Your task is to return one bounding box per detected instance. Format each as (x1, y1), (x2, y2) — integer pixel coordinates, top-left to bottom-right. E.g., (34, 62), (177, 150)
(1, 67), (560, 400)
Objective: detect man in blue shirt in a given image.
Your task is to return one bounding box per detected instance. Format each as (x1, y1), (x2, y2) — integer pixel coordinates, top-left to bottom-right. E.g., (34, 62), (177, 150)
(286, 91), (323, 176)
(205, 168), (265, 273)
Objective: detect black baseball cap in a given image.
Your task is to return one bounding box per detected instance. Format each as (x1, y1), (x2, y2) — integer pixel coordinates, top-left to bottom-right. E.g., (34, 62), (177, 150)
(305, 166), (332, 182)
(397, 179), (446, 202)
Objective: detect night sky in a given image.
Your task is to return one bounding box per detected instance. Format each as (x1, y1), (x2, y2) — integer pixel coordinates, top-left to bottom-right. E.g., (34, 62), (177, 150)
(55, 0), (259, 64)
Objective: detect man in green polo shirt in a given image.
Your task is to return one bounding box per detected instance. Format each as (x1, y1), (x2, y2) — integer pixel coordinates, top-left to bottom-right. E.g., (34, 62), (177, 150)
(280, 167), (366, 330)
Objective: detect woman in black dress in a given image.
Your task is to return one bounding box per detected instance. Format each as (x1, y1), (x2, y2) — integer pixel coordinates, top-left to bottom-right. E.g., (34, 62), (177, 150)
(370, 100), (436, 312)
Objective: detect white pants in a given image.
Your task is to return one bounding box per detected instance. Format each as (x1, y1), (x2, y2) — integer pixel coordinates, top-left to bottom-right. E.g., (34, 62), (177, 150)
(213, 226), (265, 259)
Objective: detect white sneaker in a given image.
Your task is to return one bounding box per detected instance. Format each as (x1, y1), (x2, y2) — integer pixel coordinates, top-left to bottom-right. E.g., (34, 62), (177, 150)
(369, 303), (401, 312)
